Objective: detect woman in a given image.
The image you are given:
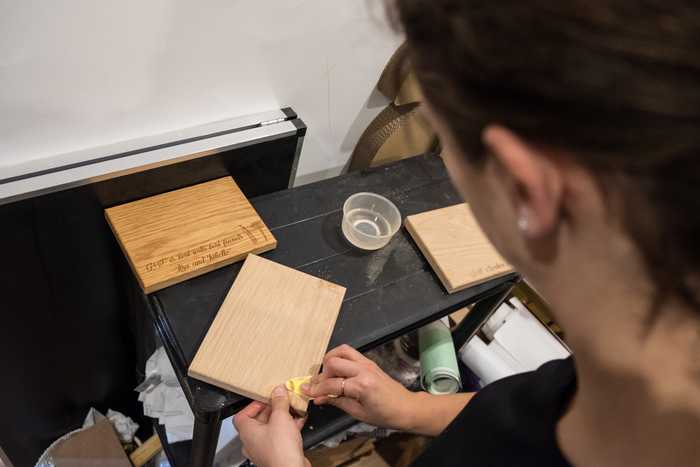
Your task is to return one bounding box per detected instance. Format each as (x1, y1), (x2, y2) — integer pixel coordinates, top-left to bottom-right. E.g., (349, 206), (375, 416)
(234, 1), (700, 466)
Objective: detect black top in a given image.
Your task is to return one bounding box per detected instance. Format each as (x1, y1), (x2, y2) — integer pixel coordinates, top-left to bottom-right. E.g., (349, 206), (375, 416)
(413, 357), (576, 467)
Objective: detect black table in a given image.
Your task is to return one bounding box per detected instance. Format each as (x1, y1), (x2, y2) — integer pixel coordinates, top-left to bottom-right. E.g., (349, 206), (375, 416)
(147, 154), (518, 467)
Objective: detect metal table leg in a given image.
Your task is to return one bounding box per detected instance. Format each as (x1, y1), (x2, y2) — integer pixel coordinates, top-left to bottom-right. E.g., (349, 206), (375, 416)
(191, 410), (222, 467)
(451, 282), (514, 350)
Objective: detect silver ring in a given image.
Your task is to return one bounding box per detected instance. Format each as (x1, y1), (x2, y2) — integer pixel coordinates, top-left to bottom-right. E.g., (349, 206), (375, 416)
(340, 378), (346, 397)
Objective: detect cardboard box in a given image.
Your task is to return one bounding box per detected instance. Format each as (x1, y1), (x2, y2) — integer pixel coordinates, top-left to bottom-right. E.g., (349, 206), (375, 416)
(50, 419), (131, 467)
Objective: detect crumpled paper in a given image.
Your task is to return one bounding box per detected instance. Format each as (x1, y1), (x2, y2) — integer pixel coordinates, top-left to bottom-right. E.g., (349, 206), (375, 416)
(83, 407), (139, 443)
(137, 348), (245, 466)
(137, 347), (195, 443)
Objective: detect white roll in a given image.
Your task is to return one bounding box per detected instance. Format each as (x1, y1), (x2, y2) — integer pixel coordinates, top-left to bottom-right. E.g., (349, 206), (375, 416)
(482, 302), (514, 341)
(493, 309), (570, 371)
(458, 335), (518, 386)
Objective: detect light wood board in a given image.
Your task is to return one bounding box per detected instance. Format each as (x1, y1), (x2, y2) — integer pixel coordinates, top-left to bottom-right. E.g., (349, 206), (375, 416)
(105, 177), (276, 293)
(405, 203), (513, 293)
(129, 434), (162, 467)
(188, 254), (346, 414)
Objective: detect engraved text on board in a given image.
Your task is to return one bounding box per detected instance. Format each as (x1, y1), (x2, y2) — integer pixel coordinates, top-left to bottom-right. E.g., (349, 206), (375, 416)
(466, 261), (510, 279)
(143, 220), (269, 274)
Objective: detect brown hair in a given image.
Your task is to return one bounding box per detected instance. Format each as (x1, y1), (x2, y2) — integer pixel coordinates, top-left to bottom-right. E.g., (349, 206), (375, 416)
(388, 1), (700, 313)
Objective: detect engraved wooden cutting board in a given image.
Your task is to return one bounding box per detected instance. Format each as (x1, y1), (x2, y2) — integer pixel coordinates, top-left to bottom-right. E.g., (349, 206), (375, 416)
(105, 177), (276, 293)
(188, 254), (346, 414)
(404, 203), (513, 293)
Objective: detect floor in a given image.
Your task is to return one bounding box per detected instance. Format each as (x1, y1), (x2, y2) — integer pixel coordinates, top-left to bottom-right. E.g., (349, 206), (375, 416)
(353, 450), (390, 467)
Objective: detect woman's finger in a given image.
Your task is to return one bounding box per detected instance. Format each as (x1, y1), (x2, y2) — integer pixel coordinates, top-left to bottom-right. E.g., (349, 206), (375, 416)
(313, 395), (330, 405)
(339, 378), (363, 401)
(324, 344), (365, 363)
(255, 405), (272, 423)
(269, 385), (293, 423)
(310, 372), (331, 386)
(305, 376), (363, 400)
(323, 356), (362, 379)
(304, 377), (344, 398)
(234, 410), (262, 433)
(294, 416), (307, 430)
(309, 374), (322, 386)
(239, 401), (266, 418)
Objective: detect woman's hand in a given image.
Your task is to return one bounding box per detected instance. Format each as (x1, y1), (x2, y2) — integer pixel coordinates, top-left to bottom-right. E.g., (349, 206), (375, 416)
(233, 386), (310, 467)
(302, 344), (418, 430)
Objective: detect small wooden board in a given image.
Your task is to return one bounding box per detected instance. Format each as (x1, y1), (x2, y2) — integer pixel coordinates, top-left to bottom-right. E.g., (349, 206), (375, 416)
(129, 434), (162, 467)
(405, 203), (513, 293)
(105, 177), (276, 293)
(188, 254), (346, 414)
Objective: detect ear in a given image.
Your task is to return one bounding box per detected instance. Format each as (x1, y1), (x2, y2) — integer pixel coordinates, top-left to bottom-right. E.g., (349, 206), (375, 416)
(482, 125), (564, 237)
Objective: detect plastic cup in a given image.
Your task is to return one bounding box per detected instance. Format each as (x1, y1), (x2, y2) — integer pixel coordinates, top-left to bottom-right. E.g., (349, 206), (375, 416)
(341, 192), (401, 250)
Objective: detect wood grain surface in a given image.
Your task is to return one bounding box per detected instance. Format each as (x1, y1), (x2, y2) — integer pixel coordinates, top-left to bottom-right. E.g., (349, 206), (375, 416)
(404, 203), (513, 293)
(128, 434), (162, 467)
(105, 177), (276, 293)
(188, 254), (346, 414)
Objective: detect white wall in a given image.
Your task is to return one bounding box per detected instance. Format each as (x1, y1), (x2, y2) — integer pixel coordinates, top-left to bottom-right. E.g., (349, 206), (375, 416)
(0, 0), (402, 184)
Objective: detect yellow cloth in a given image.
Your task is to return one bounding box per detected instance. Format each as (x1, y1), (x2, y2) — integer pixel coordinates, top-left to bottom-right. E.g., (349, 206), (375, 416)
(285, 376), (311, 398)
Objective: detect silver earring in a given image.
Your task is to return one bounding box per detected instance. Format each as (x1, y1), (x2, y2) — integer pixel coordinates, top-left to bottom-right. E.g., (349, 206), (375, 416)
(517, 208), (530, 233)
